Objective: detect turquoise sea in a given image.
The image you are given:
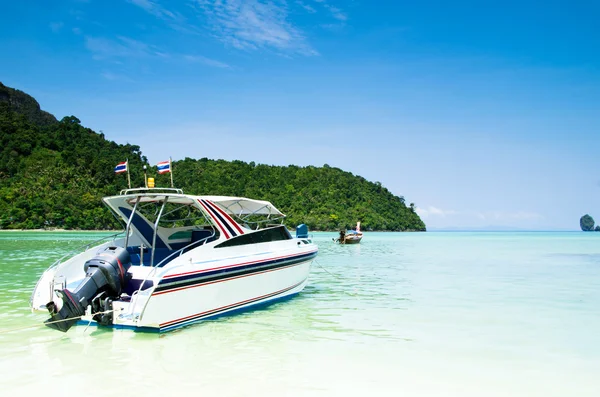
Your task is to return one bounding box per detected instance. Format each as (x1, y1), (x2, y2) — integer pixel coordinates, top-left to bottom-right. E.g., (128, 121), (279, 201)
(1, 231), (599, 396)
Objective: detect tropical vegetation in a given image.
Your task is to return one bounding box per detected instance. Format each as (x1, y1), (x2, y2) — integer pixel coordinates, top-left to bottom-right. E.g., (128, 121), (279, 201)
(0, 82), (426, 232)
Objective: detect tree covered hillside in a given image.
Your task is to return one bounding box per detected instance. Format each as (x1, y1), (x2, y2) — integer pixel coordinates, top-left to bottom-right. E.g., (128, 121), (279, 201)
(0, 84), (147, 229)
(156, 158), (425, 231)
(0, 82), (426, 231)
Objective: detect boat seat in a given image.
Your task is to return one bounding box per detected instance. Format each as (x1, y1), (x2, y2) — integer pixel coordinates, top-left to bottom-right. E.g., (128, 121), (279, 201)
(127, 246), (175, 267)
(119, 206), (169, 249)
(169, 229), (216, 251)
(296, 224), (308, 239)
(123, 279), (154, 296)
(192, 229), (213, 242)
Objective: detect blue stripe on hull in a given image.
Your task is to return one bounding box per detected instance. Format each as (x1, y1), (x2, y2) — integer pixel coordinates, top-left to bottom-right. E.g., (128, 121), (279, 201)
(159, 250), (317, 288)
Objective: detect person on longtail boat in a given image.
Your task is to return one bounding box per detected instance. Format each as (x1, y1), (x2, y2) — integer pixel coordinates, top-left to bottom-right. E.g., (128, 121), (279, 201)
(339, 230), (346, 244)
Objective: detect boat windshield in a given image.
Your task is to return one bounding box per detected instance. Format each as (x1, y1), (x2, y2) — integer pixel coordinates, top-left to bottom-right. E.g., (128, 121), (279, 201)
(134, 200), (208, 228)
(103, 194), (221, 267)
(102, 193), (287, 266)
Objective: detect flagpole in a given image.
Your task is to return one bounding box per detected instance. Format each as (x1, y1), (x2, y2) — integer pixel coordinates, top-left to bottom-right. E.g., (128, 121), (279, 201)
(126, 158), (131, 189)
(169, 156), (174, 188)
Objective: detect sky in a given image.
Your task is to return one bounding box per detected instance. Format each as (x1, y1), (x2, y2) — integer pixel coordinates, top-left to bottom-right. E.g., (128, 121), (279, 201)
(1, 0), (599, 230)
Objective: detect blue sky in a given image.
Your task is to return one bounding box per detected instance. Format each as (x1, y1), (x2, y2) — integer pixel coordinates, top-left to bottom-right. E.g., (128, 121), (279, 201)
(1, 0), (599, 230)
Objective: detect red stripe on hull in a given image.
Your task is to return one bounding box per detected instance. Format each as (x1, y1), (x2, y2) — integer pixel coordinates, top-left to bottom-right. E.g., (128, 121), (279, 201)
(160, 279), (306, 327)
(153, 261), (305, 296)
(163, 249), (318, 279)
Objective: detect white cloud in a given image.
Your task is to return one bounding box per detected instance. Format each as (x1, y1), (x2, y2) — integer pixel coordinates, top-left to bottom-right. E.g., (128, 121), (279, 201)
(127, 0), (348, 56)
(49, 22), (64, 33)
(324, 5), (346, 21)
(193, 0), (318, 55)
(85, 36), (165, 59)
(413, 203), (544, 223)
(416, 206), (458, 219)
(128, 0), (202, 34)
(128, 0), (180, 21)
(101, 71), (134, 82)
(116, 36), (152, 53)
(507, 211), (544, 220)
(85, 34), (231, 70)
(310, 0), (347, 21)
(474, 210), (544, 221)
(85, 37), (127, 59)
(183, 54), (231, 69)
(418, 208), (546, 230)
(296, 1), (316, 13)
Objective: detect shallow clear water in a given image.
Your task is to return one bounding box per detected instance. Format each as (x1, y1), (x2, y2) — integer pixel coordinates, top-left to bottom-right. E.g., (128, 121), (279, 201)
(1, 231), (599, 396)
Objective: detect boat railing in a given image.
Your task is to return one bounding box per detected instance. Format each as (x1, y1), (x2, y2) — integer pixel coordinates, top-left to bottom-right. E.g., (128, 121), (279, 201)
(157, 234), (214, 267)
(48, 231), (126, 270)
(119, 187), (184, 195)
(128, 232), (216, 323)
(236, 217), (285, 230)
(29, 231), (125, 309)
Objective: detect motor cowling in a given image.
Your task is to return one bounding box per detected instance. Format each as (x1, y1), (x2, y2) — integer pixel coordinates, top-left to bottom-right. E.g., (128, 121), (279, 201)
(45, 246), (132, 332)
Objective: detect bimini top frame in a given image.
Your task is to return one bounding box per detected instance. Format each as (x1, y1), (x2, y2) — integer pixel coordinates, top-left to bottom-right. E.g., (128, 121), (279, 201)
(119, 187), (184, 195)
(102, 192), (288, 267)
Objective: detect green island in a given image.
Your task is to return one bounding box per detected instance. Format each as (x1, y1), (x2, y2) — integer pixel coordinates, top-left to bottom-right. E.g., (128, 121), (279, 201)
(0, 82), (426, 232)
(579, 214), (600, 232)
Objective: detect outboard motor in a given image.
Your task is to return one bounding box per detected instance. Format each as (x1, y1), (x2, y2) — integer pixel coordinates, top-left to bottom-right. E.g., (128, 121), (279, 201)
(45, 246), (131, 332)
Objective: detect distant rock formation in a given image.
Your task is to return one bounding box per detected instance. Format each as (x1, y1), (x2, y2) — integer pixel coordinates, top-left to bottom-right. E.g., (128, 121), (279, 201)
(580, 214), (595, 231)
(0, 81), (57, 126)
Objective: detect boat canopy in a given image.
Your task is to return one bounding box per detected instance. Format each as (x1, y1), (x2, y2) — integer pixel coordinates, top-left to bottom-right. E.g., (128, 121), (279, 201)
(199, 196), (284, 217)
(104, 192), (285, 218)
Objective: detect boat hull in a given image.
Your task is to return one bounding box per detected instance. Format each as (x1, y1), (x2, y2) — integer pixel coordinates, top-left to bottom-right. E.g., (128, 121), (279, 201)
(76, 288), (304, 333)
(139, 257), (313, 332)
(32, 243), (317, 333)
(344, 236), (362, 244)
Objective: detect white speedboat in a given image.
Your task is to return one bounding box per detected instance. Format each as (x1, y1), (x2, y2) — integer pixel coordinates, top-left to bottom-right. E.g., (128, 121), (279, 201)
(30, 188), (318, 333)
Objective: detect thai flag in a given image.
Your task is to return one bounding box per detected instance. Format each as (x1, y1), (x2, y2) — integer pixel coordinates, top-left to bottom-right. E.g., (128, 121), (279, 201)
(157, 160), (171, 174)
(114, 161), (127, 174)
